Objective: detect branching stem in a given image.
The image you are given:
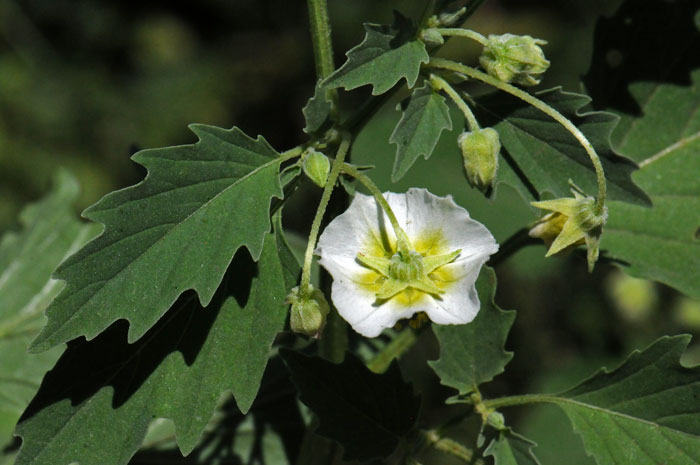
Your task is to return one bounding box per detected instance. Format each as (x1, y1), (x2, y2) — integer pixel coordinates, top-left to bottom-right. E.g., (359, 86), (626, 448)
(428, 57), (607, 212)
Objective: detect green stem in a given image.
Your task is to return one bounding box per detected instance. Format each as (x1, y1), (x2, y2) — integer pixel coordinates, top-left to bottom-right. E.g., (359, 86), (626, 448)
(483, 393), (558, 409)
(429, 73), (480, 131)
(299, 137), (351, 294)
(367, 329), (418, 373)
(341, 163), (412, 253)
(307, 0), (335, 80)
(434, 27), (488, 46)
(428, 58), (607, 212)
(423, 430), (483, 464)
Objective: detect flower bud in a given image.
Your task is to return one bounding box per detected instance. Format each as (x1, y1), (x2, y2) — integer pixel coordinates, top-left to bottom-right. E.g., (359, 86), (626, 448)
(437, 7), (467, 27)
(303, 149), (331, 188)
(458, 127), (500, 192)
(479, 33), (550, 86)
(287, 286), (330, 338)
(420, 28), (445, 47)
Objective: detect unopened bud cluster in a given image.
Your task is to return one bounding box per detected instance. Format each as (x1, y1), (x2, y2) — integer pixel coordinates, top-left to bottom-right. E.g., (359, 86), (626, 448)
(480, 33), (550, 86)
(458, 127), (500, 192)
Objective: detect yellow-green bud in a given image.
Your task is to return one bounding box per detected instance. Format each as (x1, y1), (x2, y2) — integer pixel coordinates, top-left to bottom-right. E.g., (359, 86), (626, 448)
(303, 149), (331, 188)
(479, 33), (550, 86)
(458, 128), (500, 192)
(287, 286), (330, 338)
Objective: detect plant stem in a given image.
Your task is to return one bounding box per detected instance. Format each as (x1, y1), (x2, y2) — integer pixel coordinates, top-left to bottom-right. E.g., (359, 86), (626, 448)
(341, 163), (412, 253)
(307, 0), (335, 80)
(428, 58), (607, 212)
(429, 73), (480, 130)
(487, 227), (540, 267)
(299, 136), (351, 295)
(367, 329), (418, 373)
(482, 393), (558, 409)
(423, 430), (484, 464)
(434, 28), (488, 46)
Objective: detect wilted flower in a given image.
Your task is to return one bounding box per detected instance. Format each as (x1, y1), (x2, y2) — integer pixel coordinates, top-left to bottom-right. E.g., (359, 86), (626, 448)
(529, 188), (607, 271)
(316, 188), (498, 337)
(458, 127), (500, 192)
(479, 33), (550, 86)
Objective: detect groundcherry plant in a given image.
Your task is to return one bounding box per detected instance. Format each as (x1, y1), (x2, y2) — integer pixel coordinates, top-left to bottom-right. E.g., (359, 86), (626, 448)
(1, 0), (699, 464)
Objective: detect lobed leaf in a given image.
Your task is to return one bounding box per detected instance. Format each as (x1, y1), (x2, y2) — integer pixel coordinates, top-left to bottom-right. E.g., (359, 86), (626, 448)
(474, 88), (650, 206)
(0, 171), (98, 456)
(14, 226), (298, 465)
(281, 350), (420, 461)
(323, 12), (429, 95)
(583, 0), (700, 297)
(390, 82), (453, 181)
(429, 267), (515, 397)
(30, 125), (285, 352)
(531, 336), (700, 464)
(302, 80), (333, 135)
(484, 431), (542, 465)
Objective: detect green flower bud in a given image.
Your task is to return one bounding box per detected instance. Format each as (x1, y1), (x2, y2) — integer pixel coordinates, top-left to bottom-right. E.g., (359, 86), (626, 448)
(303, 149), (331, 188)
(479, 33), (550, 86)
(458, 127), (500, 192)
(420, 28), (445, 47)
(287, 286), (330, 338)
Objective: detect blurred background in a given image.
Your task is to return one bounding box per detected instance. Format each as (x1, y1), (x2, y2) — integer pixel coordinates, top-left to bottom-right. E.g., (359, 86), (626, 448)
(1, 1), (697, 463)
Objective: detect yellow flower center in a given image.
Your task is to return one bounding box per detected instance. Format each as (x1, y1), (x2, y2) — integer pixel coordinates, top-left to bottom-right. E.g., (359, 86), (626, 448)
(354, 229), (461, 307)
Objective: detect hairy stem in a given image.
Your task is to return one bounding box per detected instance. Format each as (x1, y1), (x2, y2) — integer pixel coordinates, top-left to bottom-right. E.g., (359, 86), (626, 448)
(428, 58), (607, 212)
(430, 73), (480, 130)
(299, 137), (351, 294)
(367, 329), (418, 373)
(341, 163), (412, 253)
(435, 28), (488, 46)
(307, 0), (335, 80)
(483, 393), (559, 409)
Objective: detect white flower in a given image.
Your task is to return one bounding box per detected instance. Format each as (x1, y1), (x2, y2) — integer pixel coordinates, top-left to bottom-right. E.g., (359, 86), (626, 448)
(315, 188), (498, 337)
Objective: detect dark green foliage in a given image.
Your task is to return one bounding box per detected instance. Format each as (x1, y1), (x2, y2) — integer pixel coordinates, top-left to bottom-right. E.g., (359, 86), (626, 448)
(390, 83), (453, 181)
(282, 350), (420, 461)
(15, 229), (298, 465)
(31, 126), (285, 352)
(474, 88), (650, 206)
(429, 268), (515, 397)
(324, 12), (429, 95)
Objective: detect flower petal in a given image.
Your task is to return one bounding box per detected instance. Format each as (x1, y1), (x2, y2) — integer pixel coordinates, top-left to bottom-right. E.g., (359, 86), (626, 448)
(330, 279), (415, 337)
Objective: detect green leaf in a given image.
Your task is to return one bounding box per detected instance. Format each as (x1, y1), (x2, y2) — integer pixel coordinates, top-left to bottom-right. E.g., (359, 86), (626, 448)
(528, 336), (700, 464)
(14, 227), (298, 465)
(485, 431), (542, 465)
(30, 125), (285, 352)
(582, 0), (700, 297)
(281, 350), (420, 461)
(302, 80), (333, 135)
(0, 171), (99, 458)
(474, 88), (650, 206)
(429, 268), (515, 397)
(389, 82), (453, 181)
(323, 12), (429, 95)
